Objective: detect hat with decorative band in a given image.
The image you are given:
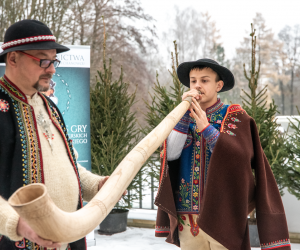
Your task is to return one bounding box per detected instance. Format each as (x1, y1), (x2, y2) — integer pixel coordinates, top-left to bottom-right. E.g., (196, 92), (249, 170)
(177, 58), (235, 92)
(0, 19), (70, 63)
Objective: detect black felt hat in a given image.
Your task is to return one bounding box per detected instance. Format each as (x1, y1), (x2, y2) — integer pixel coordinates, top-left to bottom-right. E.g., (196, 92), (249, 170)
(177, 58), (235, 92)
(0, 20), (70, 63)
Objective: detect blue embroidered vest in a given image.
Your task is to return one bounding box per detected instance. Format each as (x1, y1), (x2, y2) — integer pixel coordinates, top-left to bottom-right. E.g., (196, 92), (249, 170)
(175, 99), (229, 214)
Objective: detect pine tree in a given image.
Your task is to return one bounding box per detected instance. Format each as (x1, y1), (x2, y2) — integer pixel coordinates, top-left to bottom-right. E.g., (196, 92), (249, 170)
(90, 18), (140, 208)
(241, 24), (293, 196)
(285, 113), (300, 199)
(141, 41), (186, 184)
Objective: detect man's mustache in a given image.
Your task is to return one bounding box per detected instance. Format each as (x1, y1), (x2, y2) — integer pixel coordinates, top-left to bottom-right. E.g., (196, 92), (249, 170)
(39, 74), (53, 79)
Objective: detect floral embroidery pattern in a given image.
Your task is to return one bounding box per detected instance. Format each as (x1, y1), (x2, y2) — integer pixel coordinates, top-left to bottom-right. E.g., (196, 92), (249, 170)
(15, 238), (25, 248)
(208, 113), (223, 124)
(178, 215), (186, 231)
(231, 117), (241, 123)
(192, 131), (201, 212)
(221, 104), (244, 137)
(228, 123), (237, 129)
(0, 99), (9, 112)
(188, 214), (199, 236)
(226, 130), (236, 136)
(178, 214), (200, 237)
(178, 179), (190, 208)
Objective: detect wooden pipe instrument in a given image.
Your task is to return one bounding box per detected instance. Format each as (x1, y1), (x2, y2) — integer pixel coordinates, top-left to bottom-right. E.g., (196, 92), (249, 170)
(8, 96), (194, 244)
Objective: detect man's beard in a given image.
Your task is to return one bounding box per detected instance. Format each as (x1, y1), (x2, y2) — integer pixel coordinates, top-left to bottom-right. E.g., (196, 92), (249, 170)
(33, 74), (52, 92)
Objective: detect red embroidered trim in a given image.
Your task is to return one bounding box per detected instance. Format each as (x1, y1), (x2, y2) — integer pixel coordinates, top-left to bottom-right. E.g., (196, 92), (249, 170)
(173, 128), (188, 134)
(155, 225), (170, 233)
(260, 239), (291, 249)
(84, 237), (87, 250)
(199, 124), (210, 133)
(1, 35), (56, 50)
(155, 230), (170, 234)
(159, 140), (167, 185)
(228, 104), (243, 113)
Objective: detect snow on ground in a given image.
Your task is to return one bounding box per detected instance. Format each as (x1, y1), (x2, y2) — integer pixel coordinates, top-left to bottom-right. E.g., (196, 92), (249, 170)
(89, 227), (177, 250)
(88, 227), (300, 250)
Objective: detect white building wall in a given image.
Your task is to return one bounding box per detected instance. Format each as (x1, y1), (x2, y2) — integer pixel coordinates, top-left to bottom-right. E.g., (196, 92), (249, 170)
(282, 188), (300, 233)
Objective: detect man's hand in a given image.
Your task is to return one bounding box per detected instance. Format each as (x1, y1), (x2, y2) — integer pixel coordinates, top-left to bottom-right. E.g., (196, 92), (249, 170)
(98, 176), (127, 200)
(190, 97), (209, 132)
(182, 89), (202, 102)
(17, 217), (61, 249)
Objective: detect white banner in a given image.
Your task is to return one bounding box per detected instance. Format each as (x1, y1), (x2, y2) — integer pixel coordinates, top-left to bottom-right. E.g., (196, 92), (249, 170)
(0, 44), (90, 68)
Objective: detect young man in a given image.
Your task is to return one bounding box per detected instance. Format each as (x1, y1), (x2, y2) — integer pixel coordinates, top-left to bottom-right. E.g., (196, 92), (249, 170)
(155, 59), (291, 250)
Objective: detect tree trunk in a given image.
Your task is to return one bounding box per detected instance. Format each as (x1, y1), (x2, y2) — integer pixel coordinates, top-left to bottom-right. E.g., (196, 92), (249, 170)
(291, 69), (294, 115)
(279, 79), (285, 115)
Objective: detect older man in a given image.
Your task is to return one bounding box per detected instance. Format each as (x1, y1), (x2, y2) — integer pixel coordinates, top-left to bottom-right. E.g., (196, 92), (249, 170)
(0, 20), (108, 250)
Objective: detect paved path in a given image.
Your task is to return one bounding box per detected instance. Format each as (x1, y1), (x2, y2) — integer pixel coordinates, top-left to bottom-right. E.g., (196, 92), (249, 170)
(88, 227), (300, 250)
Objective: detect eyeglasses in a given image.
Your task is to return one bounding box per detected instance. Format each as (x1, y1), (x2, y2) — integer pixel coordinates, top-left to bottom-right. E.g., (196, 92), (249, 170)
(18, 51), (61, 68)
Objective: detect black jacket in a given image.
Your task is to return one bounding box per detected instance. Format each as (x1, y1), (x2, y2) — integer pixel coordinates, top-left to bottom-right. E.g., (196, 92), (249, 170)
(0, 75), (86, 250)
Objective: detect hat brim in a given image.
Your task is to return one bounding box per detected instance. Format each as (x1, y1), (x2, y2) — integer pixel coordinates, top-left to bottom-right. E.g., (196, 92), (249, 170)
(177, 60), (235, 92)
(0, 41), (70, 63)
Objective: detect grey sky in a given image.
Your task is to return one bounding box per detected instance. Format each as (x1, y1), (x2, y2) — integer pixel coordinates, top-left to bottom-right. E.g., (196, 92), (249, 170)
(141, 0), (300, 60)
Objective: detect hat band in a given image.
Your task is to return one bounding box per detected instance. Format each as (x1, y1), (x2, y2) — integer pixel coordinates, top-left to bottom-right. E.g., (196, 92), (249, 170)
(1, 35), (56, 50)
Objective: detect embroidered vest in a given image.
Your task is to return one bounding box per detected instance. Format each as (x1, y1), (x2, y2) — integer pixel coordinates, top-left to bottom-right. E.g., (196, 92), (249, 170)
(175, 99), (229, 214)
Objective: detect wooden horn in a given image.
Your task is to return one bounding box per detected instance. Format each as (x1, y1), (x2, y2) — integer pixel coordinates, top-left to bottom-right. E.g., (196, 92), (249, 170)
(8, 96), (192, 244)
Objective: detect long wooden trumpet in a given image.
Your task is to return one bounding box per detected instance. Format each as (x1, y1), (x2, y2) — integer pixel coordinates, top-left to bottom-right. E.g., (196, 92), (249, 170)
(8, 96), (193, 244)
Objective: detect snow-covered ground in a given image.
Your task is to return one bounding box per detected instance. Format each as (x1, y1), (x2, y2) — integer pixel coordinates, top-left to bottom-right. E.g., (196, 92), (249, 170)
(89, 227), (177, 250)
(87, 227), (300, 250)
(85, 209), (300, 249)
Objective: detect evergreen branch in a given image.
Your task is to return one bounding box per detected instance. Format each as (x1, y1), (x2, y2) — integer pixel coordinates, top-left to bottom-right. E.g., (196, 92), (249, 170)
(255, 86), (268, 100)
(241, 89), (252, 100)
(257, 99), (267, 108)
(243, 63), (250, 81)
(255, 93), (267, 104)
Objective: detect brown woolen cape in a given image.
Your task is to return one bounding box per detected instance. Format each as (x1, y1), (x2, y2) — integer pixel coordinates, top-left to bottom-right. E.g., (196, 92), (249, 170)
(155, 105), (291, 250)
